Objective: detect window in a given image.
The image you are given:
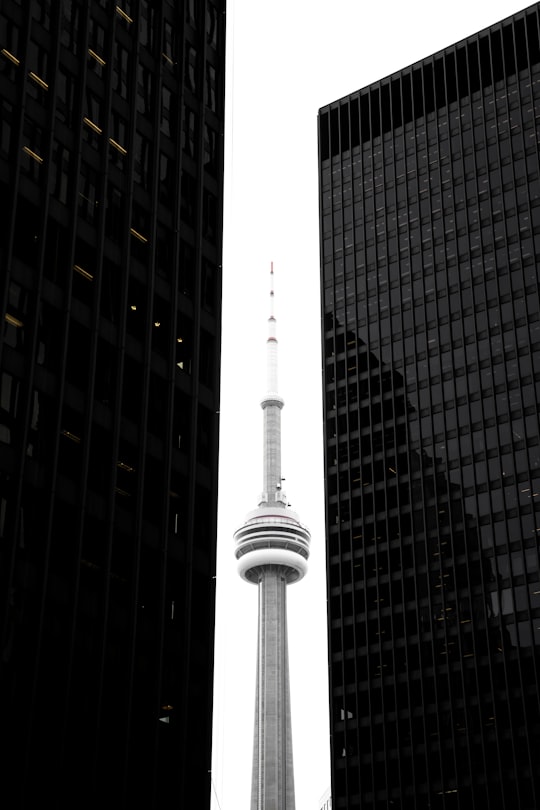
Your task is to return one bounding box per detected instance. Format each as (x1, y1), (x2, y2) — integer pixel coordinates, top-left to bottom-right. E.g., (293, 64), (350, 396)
(113, 41), (130, 99)
(51, 141), (71, 204)
(180, 172), (197, 229)
(21, 118), (44, 180)
(88, 17), (106, 76)
(66, 319), (91, 390)
(156, 224), (173, 281)
(186, 0), (198, 26)
(27, 40), (49, 100)
(185, 44), (198, 92)
(176, 314), (193, 374)
(130, 207), (150, 264)
(61, 0), (80, 55)
(131, 203), (149, 246)
(205, 62), (216, 112)
(140, 0), (156, 52)
(179, 240), (195, 298)
(162, 21), (177, 69)
(151, 296), (171, 359)
(109, 111), (127, 165)
(73, 237), (96, 292)
(106, 183), (124, 240)
(83, 89), (102, 144)
(31, 0), (51, 29)
(0, 372), (14, 442)
(58, 405), (84, 475)
(0, 99), (12, 157)
(56, 67), (76, 126)
(79, 163), (99, 225)
(182, 107), (198, 158)
(206, 3), (218, 48)
(4, 282), (26, 350)
(201, 260), (217, 314)
(199, 331), (215, 388)
(161, 85), (177, 137)
(173, 389), (191, 452)
(159, 152), (176, 206)
(134, 132), (151, 190)
(202, 189), (217, 242)
(127, 277), (148, 340)
(137, 64), (153, 117)
(147, 372), (168, 432)
(0, 17), (20, 73)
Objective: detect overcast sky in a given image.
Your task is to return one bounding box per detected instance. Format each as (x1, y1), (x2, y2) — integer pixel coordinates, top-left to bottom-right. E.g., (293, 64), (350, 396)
(211, 2), (531, 808)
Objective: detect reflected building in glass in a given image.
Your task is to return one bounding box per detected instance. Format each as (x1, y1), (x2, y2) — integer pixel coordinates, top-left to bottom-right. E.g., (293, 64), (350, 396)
(0, 2), (225, 808)
(318, 4), (540, 809)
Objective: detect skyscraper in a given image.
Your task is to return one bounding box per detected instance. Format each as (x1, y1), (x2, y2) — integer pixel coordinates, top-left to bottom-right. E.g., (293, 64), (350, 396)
(0, 2), (225, 808)
(234, 265), (311, 810)
(318, 4), (540, 809)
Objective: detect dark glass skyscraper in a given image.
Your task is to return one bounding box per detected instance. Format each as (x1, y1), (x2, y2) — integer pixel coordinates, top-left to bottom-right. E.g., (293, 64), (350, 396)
(0, 2), (225, 808)
(319, 4), (540, 809)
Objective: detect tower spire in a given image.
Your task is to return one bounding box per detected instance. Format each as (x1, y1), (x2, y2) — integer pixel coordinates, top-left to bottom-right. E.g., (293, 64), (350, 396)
(267, 261), (278, 394)
(260, 262), (285, 507)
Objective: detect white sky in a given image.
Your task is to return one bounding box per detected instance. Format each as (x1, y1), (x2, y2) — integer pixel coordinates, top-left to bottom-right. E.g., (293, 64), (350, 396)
(211, 2), (530, 808)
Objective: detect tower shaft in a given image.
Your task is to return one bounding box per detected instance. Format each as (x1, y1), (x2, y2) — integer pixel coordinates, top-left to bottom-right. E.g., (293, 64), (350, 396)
(251, 567), (295, 810)
(262, 400), (283, 504)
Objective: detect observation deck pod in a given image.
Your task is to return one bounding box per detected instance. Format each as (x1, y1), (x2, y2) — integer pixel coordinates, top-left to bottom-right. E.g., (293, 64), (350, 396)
(234, 504), (311, 585)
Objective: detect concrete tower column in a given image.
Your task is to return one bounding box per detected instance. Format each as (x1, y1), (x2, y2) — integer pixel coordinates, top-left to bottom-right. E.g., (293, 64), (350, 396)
(250, 566), (295, 810)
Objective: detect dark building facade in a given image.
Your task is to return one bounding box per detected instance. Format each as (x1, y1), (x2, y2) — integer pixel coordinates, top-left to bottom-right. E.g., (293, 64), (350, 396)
(0, 2), (225, 808)
(318, 5), (540, 809)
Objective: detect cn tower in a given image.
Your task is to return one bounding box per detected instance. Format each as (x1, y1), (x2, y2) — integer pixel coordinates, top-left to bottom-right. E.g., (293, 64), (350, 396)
(234, 264), (311, 810)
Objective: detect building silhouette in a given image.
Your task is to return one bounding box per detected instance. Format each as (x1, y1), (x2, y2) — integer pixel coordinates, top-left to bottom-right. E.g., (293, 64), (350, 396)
(318, 4), (540, 809)
(0, 2), (225, 808)
(234, 266), (311, 810)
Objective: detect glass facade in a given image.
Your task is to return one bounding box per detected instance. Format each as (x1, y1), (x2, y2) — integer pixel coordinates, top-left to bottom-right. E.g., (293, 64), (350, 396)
(0, 1), (225, 808)
(319, 4), (540, 809)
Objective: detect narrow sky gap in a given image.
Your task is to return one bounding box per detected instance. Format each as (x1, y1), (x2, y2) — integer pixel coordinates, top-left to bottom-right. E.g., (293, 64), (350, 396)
(211, 3), (530, 808)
